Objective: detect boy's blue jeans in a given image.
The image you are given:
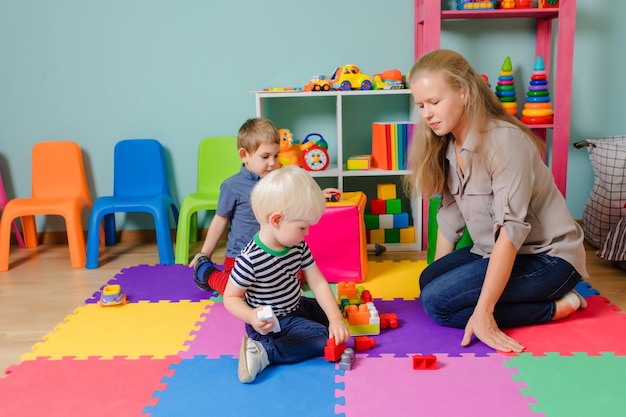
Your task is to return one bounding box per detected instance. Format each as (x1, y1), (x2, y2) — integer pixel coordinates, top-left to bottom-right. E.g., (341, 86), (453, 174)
(246, 297), (329, 365)
(420, 246), (582, 329)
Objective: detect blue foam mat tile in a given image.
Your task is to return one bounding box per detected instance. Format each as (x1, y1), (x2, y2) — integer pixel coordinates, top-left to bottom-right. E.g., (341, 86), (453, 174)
(144, 355), (341, 417)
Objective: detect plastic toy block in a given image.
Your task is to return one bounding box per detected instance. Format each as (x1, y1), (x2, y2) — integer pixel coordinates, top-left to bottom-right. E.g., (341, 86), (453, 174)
(385, 228), (400, 243)
(338, 348), (356, 370)
(371, 198), (386, 215)
(361, 289), (373, 303)
(354, 336), (376, 351)
(337, 281), (360, 302)
(346, 154), (373, 170)
(364, 213), (379, 230)
(345, 304), (371, 326)
(393, 212), (409, 229)
(400, 226), (416, 243)
(379, 214), (394, 229)
(368, 229), (385, 244)
(412, 354), (437, 370)
(377, 183), (396, 200)
(257, 305), (281, 333)
(324, 337), (347, 362)
(380, 313), (399, 329)
(385, 198), (402, 214)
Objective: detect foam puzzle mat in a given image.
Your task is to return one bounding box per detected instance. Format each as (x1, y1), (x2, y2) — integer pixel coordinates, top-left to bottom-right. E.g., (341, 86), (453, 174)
(1, 260), (626, 416)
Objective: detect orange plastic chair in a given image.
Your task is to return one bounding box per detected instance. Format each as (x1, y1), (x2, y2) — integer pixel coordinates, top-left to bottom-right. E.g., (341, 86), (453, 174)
(0, 141), (94, 271)
(0, 171), (25, 248)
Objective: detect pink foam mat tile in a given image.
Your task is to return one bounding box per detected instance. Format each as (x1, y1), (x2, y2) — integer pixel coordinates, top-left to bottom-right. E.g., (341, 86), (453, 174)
(335, 353), (539, 417)
(179, 302), (245, 359)
(0, 356), (180, 417)
(502, 295), (626, 356)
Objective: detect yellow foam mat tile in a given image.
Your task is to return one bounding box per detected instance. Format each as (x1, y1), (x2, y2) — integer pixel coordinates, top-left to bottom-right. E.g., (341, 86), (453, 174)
(22, 300), (212, 360)
(361, 260), (426, 300)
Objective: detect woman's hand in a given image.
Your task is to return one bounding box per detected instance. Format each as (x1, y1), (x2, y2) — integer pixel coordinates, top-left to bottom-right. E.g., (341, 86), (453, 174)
(461, 310), (524, 353)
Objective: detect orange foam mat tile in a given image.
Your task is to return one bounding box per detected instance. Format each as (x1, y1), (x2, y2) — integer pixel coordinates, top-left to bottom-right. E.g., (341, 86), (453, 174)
(21, 300), (212, 360)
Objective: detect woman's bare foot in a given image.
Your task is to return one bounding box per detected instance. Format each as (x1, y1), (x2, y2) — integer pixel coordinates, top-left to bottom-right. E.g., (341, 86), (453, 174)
(553, 290), (587, 320)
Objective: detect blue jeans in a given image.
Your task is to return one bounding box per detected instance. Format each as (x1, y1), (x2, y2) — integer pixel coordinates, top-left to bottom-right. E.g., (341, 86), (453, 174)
(245, 297), (329, 364)
(420, 246), (582, 329)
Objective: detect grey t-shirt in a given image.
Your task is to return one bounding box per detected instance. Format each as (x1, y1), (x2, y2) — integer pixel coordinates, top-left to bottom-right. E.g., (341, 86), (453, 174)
(437, 120), (588, 278)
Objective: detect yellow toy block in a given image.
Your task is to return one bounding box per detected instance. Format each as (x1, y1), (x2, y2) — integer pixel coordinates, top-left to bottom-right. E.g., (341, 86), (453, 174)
(377, 183), (397, 200)
(400, 226), (416, 243)
(369, 229), (385, 244)
(346, 155), (373, 170)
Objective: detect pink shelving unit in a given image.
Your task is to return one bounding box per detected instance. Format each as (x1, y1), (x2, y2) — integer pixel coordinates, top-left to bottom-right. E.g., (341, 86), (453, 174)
(414, 0), (576, 248)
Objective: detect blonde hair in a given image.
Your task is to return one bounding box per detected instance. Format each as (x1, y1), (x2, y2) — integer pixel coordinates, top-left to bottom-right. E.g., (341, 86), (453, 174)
(403, 49), (544, 198)
(250, 165), (326, 225)
(237, 117), (280, 153)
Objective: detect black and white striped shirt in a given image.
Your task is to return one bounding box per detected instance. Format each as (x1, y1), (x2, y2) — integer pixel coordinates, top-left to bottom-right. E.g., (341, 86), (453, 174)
(230, 234), (315, 316)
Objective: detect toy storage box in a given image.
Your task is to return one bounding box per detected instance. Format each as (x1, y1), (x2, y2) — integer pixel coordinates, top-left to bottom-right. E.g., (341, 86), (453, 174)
(306, 192), (368, 282)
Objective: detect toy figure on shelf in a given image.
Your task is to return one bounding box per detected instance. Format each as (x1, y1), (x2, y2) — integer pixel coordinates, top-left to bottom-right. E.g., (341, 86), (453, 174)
(300, 133), (330, 171)
(373, 69), (405, 90)
(539, 0), (559, 8)
(277, 128), (301, 167)
(330, 64), (373, 91)
(456, 0), (494, 10)
(520, 56), (554, 125)
(515, 0), (533, 7)
(500, 0), (515, 8)
(495, 56), (518, 117)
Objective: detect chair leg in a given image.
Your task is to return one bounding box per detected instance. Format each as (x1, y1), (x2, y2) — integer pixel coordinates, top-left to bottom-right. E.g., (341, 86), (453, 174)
(86, 211), (103, 269)
(174, 207), (194, 265)
(154, 209), (174, 265)
(0, 214), (14, 271)
(22, 215), (38, 248)
(190, 212), (198, 243)
(11, 219), (25, 249)
(65, 210), (87, 269)
(103, 213), (117, 246)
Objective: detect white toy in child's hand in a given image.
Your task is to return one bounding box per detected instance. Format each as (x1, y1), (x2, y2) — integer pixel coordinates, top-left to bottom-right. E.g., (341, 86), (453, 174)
(257, 305), (281, 333)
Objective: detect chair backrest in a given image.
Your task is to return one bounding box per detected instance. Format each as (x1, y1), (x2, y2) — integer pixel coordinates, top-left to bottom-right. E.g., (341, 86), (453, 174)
(113, 139), (172, 197)
(31, 141), (91, 200)
(197, 136), (241, 194)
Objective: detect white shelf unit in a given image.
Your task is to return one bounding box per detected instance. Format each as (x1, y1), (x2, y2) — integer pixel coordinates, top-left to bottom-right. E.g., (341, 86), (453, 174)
(254, 89), (422, 251)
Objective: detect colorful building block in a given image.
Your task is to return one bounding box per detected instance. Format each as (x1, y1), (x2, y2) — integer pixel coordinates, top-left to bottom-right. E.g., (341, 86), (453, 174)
(338, 348), (356, 370)
(377, 183), (396, 200)
(385, 198), (402, 214)
(364, 214), (379, 230)
(380, 313), (399, 329)
(346, 155), (373, 170)
(412, 354), (437, 370)
(370, 198), (386, 215)
(400, 226), (416, 243)
(324, 337), (347, 362)
(306, 192), (368, 282)
(354, 336), (376, 351)
(385, 229), (400, 243)
(368, 229), (385, 244)
(379, 214), (394, 229)
(393, 213), (409, 229)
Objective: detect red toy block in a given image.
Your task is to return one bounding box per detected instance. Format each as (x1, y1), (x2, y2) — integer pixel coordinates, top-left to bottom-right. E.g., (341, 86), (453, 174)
(324, 337), (347, 362)
(380, 313), (399, 329)
(354, 336), (376, 351)
(412, 354), (437, 370)
(361, 289), (373, 303)
(370, 198), (387, 215)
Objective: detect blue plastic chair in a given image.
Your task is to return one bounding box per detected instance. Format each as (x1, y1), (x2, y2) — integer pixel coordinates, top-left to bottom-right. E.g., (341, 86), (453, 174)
(174, 136), (240, 264)
(86, 139), (179, 268)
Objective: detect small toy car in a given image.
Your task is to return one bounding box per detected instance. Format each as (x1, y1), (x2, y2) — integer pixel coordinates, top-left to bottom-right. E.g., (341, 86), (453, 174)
(330, 64), (373, 91)
(100, 284), (127, 306)
(303, 75), (332, 92)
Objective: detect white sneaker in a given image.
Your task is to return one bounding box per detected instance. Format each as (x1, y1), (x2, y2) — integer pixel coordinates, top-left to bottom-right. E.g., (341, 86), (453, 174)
(238, 336), (269, 383)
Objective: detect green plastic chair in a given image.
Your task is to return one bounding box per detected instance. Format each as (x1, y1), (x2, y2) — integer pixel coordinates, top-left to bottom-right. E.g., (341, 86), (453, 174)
(427, 196), (473, 264)
(174, 136), (241, 264)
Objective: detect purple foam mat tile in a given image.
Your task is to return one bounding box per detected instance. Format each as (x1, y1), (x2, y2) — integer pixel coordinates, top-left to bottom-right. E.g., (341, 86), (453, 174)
(365, 298), (492, 357)
(85, 263), (223, 304)
(179, 302), (244, 359)
(336, 353), (537, 417)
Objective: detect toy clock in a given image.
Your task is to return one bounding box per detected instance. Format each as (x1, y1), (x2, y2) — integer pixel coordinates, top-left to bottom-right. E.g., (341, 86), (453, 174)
(300, 133), (330, 171)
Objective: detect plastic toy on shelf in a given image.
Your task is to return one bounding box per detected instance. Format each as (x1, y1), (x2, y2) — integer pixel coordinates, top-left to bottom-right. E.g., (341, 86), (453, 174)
(303, 75), (332, 92)
(373, 69), (405, 90)
(300, 133), (330, 171)
(277, 128), (301, 167)
(520, 56), (554, 125)
(100, 284), (127, 306)
(455, 0), (494, 10)
(495, 56), (518, 117)
(330, 64), (373, 91)
(539, 0), (559, 8)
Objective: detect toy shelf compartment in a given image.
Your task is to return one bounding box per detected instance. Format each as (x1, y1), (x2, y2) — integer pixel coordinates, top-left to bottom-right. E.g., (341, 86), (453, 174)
(455, 0), (495, 10)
